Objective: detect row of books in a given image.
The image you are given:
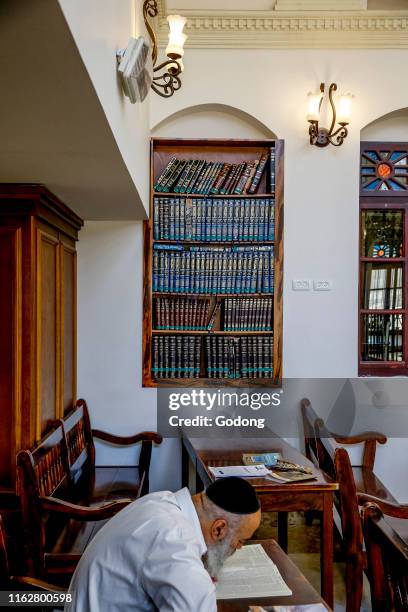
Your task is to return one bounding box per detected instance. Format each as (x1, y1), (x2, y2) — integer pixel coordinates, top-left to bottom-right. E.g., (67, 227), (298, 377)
(206, 336), (274, 379)
(152, 246), (274, 294)
(155, 297), (210, 330)
(151, 335), (273, 379)
(152, 336), (202, 378)
(223, 298), (273, 331)
(153, 197), (275, 242)
(153, 151), (273, 195)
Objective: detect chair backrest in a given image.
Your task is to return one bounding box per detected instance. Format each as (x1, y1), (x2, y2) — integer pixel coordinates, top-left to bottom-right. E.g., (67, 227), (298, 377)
(334, 447), (364, 559)
(62, 399), (95, 483)
(363, 502), (408, 612)
(17, 423), (71, 576)
(300, 398), (321, 467)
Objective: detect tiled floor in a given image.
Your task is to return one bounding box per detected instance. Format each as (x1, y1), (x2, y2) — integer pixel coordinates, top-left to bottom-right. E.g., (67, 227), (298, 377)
(254, 512), (372, 611)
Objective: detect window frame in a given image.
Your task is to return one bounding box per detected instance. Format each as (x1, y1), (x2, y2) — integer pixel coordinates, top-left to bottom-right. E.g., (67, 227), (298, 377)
(359, 141), (408, 375)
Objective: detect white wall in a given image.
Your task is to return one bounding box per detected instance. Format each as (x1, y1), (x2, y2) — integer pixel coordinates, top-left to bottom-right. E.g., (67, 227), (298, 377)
(58, 0), (150, 212)
(77, 47), (408, 493)
(149, 48), (408, 378)
(77, 221), (180, 492)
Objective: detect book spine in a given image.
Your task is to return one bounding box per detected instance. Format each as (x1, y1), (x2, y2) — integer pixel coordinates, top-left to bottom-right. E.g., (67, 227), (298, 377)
(248, 152), (269, 194)
(211, 163), (231, 194)
(174, 160), (192, 193)
(154, 156), (177, 192)
(162, 160), (181, 192)
(169, 198), (175, 240)
(194, 162), (213, 194)
(187, 160), (205, 194)
(234, 163), (251, 195)
(220, 164), (236, 195)
(180, 159), (198, 193)
(270, 147), (276, 195)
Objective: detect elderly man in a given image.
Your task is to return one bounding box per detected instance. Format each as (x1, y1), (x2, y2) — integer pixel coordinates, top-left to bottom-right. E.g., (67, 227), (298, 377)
(66, 476), (261, 612)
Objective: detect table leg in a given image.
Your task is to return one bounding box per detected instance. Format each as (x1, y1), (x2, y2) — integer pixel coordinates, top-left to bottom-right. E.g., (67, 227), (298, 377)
(277, 512), (288, 553)
(321, 491), (334, 608)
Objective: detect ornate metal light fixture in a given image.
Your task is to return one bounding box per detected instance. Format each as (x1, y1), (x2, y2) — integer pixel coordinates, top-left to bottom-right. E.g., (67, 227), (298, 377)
(144, 0), (187, 98)
(307, 83), (352, 148)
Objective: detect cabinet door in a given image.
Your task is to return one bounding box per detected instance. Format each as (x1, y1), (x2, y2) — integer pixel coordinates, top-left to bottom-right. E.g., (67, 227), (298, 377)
(36, 228), (60, 437)
(0, 227), (22, 490)
(61, 240), (77, 414)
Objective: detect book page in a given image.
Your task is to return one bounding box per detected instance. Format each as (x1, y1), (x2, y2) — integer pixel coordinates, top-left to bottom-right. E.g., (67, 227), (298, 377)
(216, 544), (292, 600)
(209, 465), (270, 478)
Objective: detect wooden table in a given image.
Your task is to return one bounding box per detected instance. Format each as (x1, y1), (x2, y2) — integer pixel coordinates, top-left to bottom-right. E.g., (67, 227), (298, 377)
(218, 540), (330, 611)
(182, 434), (338, 608)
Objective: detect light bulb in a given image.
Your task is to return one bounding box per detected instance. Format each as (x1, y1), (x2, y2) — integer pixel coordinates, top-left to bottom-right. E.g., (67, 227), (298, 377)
(337, 94), (352, 124)
(166, 15), (187, 59)
(307, 91), (323, 122)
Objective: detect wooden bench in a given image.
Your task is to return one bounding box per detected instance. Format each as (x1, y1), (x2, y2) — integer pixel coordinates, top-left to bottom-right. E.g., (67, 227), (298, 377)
(62, 399), (162, 501)
(363, 501), (408, 612)
(17, 401), (162, 584)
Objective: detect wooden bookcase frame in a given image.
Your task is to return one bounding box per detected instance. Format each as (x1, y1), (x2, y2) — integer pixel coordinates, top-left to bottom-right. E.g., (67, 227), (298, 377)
(143, 138), (284, 387)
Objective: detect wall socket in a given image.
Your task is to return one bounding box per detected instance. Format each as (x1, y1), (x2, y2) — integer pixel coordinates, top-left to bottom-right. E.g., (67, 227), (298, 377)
(313, 280), (332, 291)
(292, 279), (311, 291)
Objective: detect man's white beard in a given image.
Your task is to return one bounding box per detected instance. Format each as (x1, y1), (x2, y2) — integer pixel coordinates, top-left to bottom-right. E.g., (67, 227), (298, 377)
(202, 537), (235, 579)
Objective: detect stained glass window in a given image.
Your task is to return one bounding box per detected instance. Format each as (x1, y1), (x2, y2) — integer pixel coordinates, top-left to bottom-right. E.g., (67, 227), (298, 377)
(361, 147), (408, 194)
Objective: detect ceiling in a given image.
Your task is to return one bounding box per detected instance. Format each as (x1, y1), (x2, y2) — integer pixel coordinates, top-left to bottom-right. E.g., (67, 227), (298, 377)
(0, 0), (145, 220)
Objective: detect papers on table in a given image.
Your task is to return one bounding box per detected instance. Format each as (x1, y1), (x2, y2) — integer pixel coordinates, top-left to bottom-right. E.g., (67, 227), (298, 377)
(215, 544), (292, 600)
(209, 464), (270, 478)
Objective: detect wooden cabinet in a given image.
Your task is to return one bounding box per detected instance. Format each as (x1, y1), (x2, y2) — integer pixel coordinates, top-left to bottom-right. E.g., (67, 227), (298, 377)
(0, 185), (83, 501)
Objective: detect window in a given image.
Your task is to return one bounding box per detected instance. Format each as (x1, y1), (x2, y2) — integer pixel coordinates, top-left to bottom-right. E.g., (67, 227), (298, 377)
(359, 143), (408, 375)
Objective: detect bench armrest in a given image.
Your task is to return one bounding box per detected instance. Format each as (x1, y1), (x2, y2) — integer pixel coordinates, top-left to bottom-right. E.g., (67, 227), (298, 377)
(358, 493), (408, 518)
(10, 576), (66, 592)
(91, 430), (163, 446)
(332, 431), (387, 445)
(40, 496), (132, 520)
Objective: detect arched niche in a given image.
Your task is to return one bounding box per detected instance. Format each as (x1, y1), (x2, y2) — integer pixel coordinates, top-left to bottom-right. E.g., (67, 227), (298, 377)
(151, 104), (277, 140)
(361, 108), (408, 141)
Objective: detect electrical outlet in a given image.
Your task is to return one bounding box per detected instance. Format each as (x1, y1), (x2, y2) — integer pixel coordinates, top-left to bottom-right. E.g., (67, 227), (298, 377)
(292, 279), (311, 291)
(314, 280), (332, 291)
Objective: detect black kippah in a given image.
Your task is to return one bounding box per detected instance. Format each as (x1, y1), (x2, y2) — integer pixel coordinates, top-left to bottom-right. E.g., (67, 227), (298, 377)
(205, 476), (260, 515)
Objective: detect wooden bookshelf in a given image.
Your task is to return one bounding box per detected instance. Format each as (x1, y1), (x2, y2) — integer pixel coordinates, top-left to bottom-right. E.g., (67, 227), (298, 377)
(143, 138), (284, 387)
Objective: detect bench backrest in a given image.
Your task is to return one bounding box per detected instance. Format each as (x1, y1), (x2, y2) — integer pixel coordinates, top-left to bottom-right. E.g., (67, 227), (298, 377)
(363, 503), (408, 611)
(17, 424), (71, 575)
(62, 399), (95, 484)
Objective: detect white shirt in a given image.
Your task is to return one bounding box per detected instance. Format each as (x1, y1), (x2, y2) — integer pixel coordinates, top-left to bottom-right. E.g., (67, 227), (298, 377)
(65, 488), (216, 612)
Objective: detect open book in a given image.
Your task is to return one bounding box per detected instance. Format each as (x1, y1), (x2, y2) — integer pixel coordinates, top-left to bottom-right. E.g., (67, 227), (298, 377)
(216, 544), (292, 600)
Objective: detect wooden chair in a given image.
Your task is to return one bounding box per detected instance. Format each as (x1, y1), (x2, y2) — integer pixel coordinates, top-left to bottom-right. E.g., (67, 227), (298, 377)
(301, 397), (391, 529)
(319, 441), (402, 612)
(17, 423), (132, 584)
(0, 513), (65, 595)
(301, 398), (388, 473)
(363, 502), (408, 612)
(61, 399), (162, 501)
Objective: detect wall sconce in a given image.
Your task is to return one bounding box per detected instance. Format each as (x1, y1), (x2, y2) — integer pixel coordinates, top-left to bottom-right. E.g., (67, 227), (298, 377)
(144, 0), (187, 98)
(307, 83), (352, 147)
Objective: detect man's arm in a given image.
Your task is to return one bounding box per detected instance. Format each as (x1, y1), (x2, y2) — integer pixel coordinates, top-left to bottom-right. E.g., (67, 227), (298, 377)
(141, 526), (216, 612)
